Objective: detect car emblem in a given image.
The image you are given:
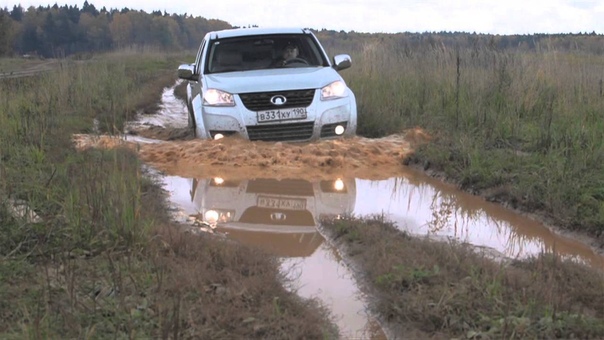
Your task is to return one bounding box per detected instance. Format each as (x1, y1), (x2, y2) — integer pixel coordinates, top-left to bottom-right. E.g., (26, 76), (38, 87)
(270, 212), (287, 221)
(270, 95), (287, 106)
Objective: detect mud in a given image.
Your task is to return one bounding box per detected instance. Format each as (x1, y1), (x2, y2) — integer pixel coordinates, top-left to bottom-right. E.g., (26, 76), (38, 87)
(127, 126), (195, 141)
(73, 127), (431, 181)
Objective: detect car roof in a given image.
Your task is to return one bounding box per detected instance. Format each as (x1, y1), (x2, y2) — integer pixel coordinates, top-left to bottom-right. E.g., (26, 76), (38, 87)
(210, 27), (312, 39)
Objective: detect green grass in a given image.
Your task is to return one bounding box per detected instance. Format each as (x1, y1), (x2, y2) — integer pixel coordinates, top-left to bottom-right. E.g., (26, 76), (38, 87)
(0, 54), (171, 337)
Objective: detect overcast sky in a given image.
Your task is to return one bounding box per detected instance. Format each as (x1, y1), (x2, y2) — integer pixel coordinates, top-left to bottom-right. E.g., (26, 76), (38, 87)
(3, 0), (604, 35)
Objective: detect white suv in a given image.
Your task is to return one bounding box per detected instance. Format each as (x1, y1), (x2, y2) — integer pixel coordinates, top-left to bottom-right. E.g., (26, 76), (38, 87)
(177, 27), (357, 142)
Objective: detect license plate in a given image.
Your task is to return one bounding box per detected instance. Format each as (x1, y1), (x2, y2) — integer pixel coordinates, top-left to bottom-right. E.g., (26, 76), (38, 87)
(257, 196), (307, 210)
(257, 107), (307, 123)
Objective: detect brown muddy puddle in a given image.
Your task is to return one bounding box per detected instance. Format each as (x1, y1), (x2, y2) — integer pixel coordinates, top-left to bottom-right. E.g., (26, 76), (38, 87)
(162, 173), (604, 338)
(76, 82), (604, 339)
(164, 176), (386, 338)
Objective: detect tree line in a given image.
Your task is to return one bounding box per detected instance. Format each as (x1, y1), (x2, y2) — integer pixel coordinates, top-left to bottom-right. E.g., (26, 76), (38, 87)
(0, 1), (232, 57)
(315, 29), (604, 56)
(1, 1), (603, 59)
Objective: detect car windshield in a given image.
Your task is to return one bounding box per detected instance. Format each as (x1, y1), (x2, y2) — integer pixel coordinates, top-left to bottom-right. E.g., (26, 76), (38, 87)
(206, 34), (328, 74)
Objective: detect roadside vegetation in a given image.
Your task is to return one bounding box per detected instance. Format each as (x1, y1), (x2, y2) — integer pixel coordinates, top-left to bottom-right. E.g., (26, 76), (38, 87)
(3, 24), (604, 338)
(333, 37), (604, 241)
(323, 216), (604, 339)
(0, 51), (337, 338)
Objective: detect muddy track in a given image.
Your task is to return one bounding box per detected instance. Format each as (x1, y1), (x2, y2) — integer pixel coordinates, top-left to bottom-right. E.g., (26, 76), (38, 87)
(0, 59), (67, 79)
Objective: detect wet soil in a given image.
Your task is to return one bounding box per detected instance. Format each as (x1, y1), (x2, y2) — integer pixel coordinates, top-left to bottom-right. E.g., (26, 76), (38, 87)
(127, 126), (195, 141)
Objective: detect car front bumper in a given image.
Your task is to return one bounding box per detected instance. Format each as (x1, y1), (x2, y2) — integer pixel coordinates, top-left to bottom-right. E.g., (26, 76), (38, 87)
(194, 89), (357, 141)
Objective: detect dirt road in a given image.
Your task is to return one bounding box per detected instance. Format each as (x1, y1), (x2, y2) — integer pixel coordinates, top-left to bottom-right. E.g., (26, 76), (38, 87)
(0, 59), (62, 79)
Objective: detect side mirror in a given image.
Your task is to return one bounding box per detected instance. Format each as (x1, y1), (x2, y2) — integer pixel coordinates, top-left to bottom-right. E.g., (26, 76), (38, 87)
(332, 54), (352, 71)
(178, 64), (197, 81)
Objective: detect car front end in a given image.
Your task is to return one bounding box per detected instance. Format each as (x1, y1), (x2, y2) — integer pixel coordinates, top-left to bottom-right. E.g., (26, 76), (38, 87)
(195, 68), (356, 141)
(179, 27), (357, 142)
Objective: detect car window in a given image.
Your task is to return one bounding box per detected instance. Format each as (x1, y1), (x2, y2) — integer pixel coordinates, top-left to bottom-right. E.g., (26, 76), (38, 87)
(205, 34), (329, 74)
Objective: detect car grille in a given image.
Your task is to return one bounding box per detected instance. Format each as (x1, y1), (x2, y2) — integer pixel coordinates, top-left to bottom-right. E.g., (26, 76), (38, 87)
(239, 89), (315, 111)
(246, 179), (314, 196)
(246, 121), (314, 141)
(320, 122), (348, 138)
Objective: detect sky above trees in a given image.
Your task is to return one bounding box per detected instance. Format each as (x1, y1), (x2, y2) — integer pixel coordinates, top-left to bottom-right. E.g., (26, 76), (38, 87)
(1, 0), (604, 35)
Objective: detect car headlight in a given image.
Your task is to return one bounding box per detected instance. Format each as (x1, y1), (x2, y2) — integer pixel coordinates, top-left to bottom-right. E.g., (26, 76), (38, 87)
(321, 81), (348, 100)
(320, 179), (348, 193)
(334, 179), (345, 191)
(204, 209), (235, 224)
(204, 89), (235, 106)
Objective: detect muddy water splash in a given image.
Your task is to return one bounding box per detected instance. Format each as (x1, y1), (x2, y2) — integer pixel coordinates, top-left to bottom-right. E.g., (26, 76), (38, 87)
(73, 132), (419, 181)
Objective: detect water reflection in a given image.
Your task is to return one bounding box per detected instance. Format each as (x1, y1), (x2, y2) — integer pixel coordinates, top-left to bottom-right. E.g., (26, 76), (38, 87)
(353, 173), (604, 269)
(162, 175), (383, 338)
(161, 170), (603, 339)
(164, 171), (604, 268)
(188, 177), (355, 257)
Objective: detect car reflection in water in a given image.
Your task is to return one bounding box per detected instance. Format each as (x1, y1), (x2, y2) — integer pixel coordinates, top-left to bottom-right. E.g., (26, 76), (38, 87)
(189, 177), (356, 257)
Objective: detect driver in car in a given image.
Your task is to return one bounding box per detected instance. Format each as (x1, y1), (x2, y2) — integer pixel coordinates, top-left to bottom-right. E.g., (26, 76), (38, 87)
(272, 43), (304, 67)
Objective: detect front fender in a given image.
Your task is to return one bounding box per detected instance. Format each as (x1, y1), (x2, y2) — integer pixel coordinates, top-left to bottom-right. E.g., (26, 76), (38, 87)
(191, 94), (210, 139)
(347, 90), (358, 136)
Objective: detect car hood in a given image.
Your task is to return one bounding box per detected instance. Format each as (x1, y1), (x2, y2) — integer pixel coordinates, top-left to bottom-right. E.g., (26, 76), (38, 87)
(204, 67), (342, 94)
